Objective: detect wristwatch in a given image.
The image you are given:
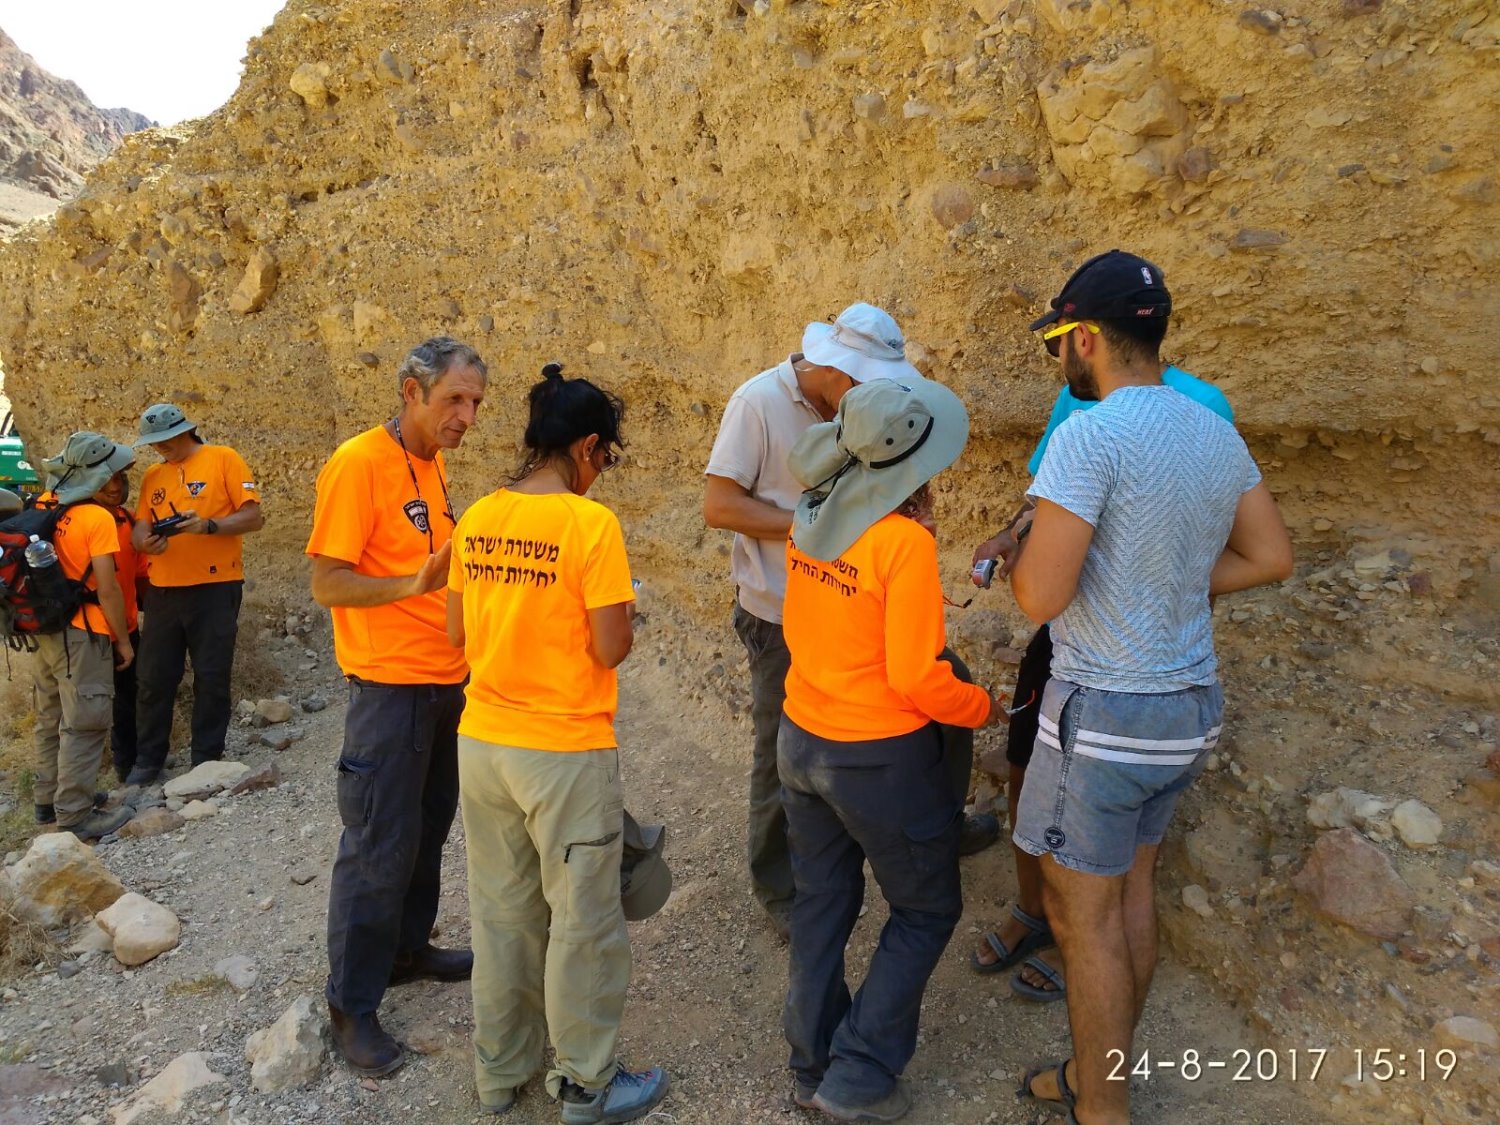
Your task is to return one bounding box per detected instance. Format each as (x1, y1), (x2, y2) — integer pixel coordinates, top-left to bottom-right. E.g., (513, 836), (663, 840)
(204, 519), (218, 536)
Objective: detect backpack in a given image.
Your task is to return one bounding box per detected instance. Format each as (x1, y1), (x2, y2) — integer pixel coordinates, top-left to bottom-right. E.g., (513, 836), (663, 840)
(0, 498), (98, 650)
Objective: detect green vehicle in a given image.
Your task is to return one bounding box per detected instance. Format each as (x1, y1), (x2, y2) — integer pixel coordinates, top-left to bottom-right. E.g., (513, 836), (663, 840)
(0, 409), (41, 498)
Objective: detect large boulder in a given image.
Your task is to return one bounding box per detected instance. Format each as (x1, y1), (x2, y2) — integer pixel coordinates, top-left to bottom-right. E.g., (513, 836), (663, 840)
(3, 832), (125, 927)
(95, 892), (181, 966)
(110, 1051), (225, 1124)
(1292, 828), (1416, 941)
(246, 996), (327, 1092)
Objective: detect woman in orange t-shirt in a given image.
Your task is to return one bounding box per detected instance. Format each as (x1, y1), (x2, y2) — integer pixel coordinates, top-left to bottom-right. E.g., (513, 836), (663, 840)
(445, 364), (668, 1122)
(777, 378), (1004, 1119)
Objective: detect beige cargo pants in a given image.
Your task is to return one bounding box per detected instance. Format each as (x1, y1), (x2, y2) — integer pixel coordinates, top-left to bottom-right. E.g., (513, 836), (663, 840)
(32, 629), (115, 826)
(457, 735), (630, 1103)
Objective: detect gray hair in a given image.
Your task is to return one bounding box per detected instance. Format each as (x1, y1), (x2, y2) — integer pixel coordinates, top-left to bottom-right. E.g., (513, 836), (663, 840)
(396, 336), (488, 399)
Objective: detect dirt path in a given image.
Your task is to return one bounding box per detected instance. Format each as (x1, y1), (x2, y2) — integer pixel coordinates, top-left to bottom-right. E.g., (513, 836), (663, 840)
(1, 634), (1334, 1124)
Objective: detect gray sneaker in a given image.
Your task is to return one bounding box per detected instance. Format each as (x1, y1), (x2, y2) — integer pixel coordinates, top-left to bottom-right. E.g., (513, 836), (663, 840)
(559, 1063), (669, 1125)
(812, 1080), (913, 1123)
(63, 807), (133, 842)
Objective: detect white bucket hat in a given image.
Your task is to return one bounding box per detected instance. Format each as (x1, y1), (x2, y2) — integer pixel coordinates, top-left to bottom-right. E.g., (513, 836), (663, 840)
(801, 303), (922, 384)
(788, 378), (969, 562)
(41, 431), (135, 504)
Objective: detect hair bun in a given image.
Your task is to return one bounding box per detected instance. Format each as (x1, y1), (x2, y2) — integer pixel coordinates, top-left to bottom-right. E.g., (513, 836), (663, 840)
(542, 362), (565, 380)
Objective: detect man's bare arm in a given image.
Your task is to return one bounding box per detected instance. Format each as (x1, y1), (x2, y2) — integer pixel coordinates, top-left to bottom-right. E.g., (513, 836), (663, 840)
(704, 474), (794, 539)
(1209, 483), (1293, 596)
(311, 545), (450, 608)
(1009, 499), (1095, 625)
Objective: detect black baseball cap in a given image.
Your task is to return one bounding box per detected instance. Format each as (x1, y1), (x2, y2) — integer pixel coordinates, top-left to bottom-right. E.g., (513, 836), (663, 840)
(1028, 249), (1172, 332)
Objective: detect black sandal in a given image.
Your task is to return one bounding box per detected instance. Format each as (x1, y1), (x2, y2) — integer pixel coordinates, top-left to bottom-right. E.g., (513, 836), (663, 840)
(1016, 1058), (1077, 1111)
(970, 904), (1053, 974)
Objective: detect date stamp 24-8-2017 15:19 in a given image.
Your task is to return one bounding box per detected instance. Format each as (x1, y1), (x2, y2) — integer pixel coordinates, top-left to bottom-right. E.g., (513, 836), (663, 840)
(1107, 1048), (1460, 1084)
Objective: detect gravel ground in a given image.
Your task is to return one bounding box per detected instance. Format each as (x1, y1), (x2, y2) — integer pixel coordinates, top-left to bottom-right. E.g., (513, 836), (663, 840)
(0, 634), (1329, 1125)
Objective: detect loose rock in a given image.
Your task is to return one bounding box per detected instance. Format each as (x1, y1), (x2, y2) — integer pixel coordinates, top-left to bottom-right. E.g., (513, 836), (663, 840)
(179, 800), (218, 820)
(229, 762), (283, 795)
(229, 247), (280, 314)
(110, 1051), (226, 1124)
(3, 832), (125, 927)
(256, 697), (294, 724)
(118, 806), (185, 839)
(1181, 884), (1215, 918)
(95, 892), (181, 966)
(1389, 799), (1442, 848)
(976, 160), (1038, 190)
(289, 62), (333, 109)
(1433, 1016), (1498, 1050)
(246, 995), (328, 1092)
(1306, 787), (1393, 831)
(1292, 828), (1416, 940)
(163, 760), (252, 800)
(214, 954), (259, 991)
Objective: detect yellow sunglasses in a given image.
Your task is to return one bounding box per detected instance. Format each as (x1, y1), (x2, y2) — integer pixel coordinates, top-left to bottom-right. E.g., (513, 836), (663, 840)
(1043, 321), (1100, 357)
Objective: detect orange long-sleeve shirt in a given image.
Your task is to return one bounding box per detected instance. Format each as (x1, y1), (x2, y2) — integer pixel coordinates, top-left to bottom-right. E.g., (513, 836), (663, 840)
(782, 513), (991, 741)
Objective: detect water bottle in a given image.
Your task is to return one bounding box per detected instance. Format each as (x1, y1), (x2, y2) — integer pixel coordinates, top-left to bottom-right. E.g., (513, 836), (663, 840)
(24, 534), (71, 613)
(24, 535), (58, 570)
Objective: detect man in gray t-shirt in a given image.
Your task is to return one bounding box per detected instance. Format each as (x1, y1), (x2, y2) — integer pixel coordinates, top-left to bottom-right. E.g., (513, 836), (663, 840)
(1006, 251), (1293, 1123)
(703, 303), (924, 938)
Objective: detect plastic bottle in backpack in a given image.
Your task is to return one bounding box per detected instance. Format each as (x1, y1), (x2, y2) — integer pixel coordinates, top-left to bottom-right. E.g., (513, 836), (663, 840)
(24, 534), (58, 571)
(24, 533), (73, 614)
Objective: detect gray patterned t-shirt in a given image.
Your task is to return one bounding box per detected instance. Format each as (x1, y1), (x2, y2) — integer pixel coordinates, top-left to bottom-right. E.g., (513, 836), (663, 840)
(1028, 384), (1262, 693)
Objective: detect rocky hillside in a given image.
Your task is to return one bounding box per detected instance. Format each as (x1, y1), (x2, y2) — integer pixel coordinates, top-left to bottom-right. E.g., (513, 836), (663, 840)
(0, 0), (1496, 1119)
(0, 27), (152, 229)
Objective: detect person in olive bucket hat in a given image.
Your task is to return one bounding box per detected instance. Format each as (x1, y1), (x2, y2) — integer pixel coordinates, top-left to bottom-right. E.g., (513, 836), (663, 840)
(126, 403), (264, 785)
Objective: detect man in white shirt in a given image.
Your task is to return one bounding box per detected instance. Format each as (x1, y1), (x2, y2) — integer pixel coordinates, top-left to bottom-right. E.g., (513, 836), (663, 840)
(704, 304), (930, 939)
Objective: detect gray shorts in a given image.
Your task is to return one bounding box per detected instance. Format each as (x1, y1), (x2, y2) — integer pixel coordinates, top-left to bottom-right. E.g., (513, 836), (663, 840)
(1013, 678), (1224, 877)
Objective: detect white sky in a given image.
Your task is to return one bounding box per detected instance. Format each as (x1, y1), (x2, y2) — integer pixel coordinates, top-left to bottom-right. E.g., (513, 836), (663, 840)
(2, 1), (287, 126)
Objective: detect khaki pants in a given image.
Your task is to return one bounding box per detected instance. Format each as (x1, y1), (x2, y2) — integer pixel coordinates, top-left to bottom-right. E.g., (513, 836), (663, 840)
(458, 735), (630, 1102)
(33, 629), (115, 826)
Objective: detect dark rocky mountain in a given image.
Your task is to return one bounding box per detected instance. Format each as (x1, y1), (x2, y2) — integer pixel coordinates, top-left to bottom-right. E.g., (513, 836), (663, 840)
(0, 26), (153, 228)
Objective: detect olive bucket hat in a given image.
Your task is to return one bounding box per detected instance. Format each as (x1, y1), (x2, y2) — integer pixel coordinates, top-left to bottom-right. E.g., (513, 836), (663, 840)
(621, 812), (672, 922)
(41, 431), (135, 504)
(788, 378), (969, 562)
(134, 402), (197, 446)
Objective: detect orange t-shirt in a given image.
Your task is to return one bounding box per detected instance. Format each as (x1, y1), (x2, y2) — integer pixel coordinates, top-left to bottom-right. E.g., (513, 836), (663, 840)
(782, 513), (990, 741)
(449, 489), (635, 752)
(136, 443), (260, 587)
(43, 496), (122, 637)
(306, 426), (467, 685)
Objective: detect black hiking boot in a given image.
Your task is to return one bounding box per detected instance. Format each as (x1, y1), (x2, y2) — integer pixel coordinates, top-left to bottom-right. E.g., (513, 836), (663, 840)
(328, 1004), (405, 1077)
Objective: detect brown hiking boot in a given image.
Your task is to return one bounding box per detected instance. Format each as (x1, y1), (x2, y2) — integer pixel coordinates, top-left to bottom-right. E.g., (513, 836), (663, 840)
(328, 1004), (404, 1077)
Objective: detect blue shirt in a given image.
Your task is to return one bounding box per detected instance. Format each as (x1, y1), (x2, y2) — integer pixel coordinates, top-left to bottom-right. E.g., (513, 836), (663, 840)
(1028, 385), (1261, 693)
(1027, 366), (1233, 476)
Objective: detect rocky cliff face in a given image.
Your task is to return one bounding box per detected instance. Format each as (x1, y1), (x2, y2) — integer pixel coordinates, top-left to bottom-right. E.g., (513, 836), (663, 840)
(0, 27), (153, 227)
(0, 2), (1497, 1116)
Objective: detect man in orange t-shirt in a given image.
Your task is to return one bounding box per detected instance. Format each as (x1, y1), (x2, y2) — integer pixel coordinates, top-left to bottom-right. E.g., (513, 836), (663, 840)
(30, 432), (137, 840)
(128, 403), (264, 784)
(307, 337), (485, 1078)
